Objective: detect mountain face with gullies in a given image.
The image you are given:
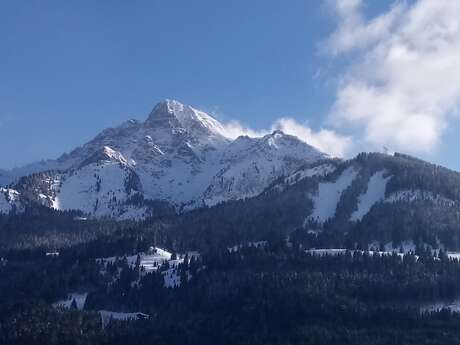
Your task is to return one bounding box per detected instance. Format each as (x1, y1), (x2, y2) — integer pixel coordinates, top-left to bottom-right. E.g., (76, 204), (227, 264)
(0, 100), (327, 219)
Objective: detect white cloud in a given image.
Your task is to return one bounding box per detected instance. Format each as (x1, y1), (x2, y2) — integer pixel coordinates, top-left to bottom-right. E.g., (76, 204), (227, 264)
(326, 0), (460, 155)
(220, 118), (352, 158)
(219, 120), (266, 140)
(323, 0), (406, 55)
(272, 118), (352, 157)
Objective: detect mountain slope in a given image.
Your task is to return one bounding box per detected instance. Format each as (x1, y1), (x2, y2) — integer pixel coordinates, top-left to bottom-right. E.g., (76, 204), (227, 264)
(155, 153), (460, 252)
(0, 100), (327, 218)
(2, 152), (460, 253)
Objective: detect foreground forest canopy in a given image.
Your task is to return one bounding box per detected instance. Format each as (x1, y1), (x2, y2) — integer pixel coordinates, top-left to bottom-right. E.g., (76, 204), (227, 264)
(3, 232), (460, 345)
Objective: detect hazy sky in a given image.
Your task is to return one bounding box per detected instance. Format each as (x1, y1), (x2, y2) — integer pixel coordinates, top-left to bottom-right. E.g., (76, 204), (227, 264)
(1, 0), (460, 171)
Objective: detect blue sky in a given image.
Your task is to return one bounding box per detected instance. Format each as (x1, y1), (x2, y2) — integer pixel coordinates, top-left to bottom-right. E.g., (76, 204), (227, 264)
(1, 0), (459, 171)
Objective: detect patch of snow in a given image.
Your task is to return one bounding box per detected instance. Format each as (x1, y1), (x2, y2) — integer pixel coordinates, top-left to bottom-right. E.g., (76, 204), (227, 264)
(284, 164), (336, 186)
(385, 190), (456, 207)
(97, 247), (190, 288)
(306, 248), (410, 260)
(306, 249), (348, 256)
(367, 240), (417, 253)
(99, 310), (149, 327)
(101, 146), (130, 166)
(421, 300), (460, 313)
(228, 241), (268, 253)
(384, 240), (416, 253)
(308, 167), (359, 223)
(96, 247), (175, 274)
(53, 292), (88, 310)
(448, 252), (460, 260)
(350, 171), (391, 221)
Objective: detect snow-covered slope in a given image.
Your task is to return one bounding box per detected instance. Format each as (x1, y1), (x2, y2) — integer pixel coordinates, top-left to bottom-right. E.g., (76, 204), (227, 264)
(201, 131), (325, 207)
(52, 159), (146, 219)
(277, 153), (460, 236)
(350, 170), (391, 221)
(0, 99), (327, 218)
(308, 167), (359, 223)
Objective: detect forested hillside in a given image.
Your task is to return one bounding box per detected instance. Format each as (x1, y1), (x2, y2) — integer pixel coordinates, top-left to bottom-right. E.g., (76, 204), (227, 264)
(3, 152), (460, 255)
(3, 236), (460, 345)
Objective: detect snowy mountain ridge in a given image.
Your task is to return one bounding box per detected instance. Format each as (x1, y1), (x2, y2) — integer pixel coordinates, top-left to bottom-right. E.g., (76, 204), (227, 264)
(0, 99), (327, 219)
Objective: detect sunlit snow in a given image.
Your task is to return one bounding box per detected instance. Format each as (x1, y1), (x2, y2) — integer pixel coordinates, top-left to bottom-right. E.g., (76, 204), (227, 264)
(308, 167), (359, 223)
(350, 171), (391, 221)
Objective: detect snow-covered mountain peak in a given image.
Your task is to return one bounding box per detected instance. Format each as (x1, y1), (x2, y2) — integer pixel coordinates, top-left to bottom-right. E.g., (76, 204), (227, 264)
(145, 99), (183, 128)
(146, 99), (228, 140)
(155, 99), (186, 115)
(1, 99), (331, 218)
(226, 130), (326, 162)
(264, 130), (291, 146)
(270, 129), (285, 137)
(264, 130), (303, 145)
(264, 130), (328, 159)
